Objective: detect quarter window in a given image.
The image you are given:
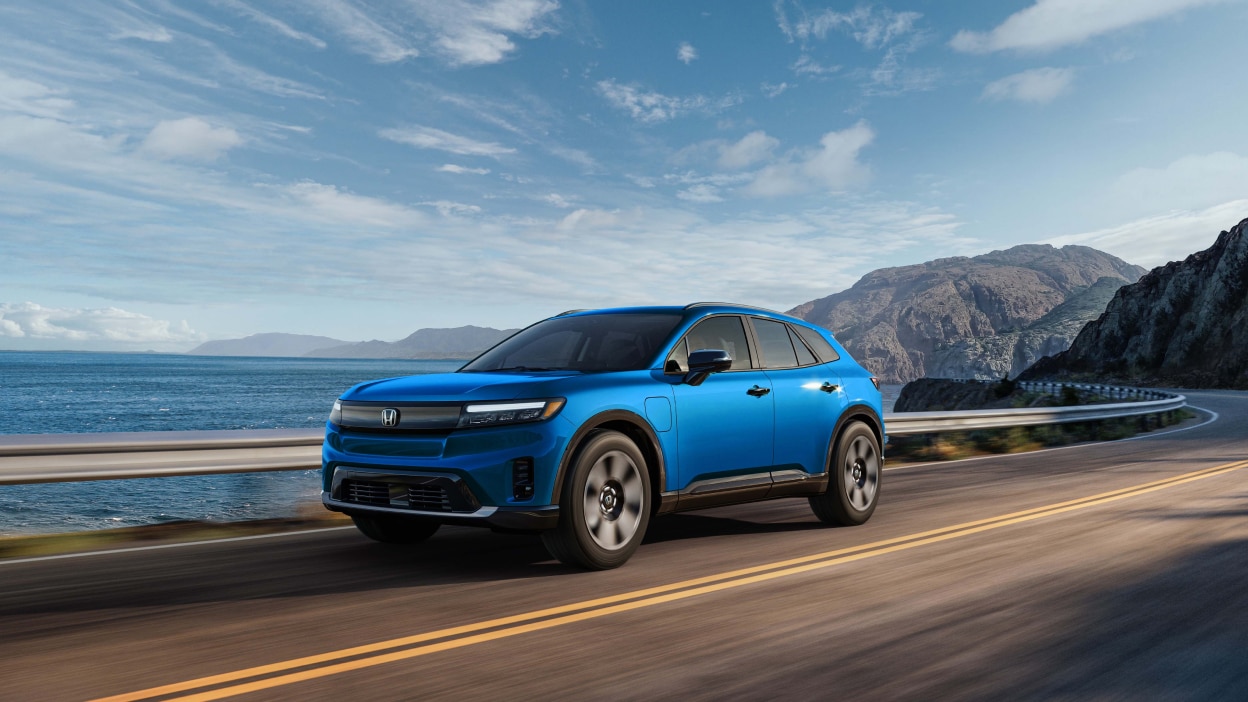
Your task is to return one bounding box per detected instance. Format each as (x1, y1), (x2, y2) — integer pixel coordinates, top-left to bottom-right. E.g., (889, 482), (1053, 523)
(788, 326), (819, 366)
(793, 324), (841, 363)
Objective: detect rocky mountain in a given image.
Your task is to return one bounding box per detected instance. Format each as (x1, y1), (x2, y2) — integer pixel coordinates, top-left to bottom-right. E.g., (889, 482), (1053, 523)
(304, 325), (517, 360)
(187, 333), (348, 357)
(789, 244), (1147, 384)
(1022, 218), (1248, 389)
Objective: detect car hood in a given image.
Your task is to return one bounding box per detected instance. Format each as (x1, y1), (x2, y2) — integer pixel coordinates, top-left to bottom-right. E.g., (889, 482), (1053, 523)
(341, 371), (581, 403)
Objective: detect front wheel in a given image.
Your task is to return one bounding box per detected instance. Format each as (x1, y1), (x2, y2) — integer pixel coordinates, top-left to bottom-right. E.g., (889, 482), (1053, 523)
(542, 430), (651, 570)
(351, 515), (441, 544)
(809, 421), (881, 526)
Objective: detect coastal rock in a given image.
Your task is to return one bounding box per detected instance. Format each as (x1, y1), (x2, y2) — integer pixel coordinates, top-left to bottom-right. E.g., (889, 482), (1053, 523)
(1023, 218), (1248, 389)
(789, 245), (1145, 384)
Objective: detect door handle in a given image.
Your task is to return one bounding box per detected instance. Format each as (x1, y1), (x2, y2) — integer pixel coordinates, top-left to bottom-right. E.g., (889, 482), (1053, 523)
(747, 385), (771, 397)
(820, 382), (839, 393)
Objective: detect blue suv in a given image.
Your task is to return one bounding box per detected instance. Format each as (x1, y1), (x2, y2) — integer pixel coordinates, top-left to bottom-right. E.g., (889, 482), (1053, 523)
(323, 303), (885, 569)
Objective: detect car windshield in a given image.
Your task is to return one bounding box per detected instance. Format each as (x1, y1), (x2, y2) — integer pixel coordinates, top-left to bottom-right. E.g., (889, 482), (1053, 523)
(461, 313), (684, 373)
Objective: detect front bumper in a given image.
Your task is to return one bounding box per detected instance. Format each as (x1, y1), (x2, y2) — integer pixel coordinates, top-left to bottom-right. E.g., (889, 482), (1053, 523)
(322, 465), (559, 530)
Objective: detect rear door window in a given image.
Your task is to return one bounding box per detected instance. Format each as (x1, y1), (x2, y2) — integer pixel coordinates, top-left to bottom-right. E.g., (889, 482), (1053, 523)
(751, 318), (798, 369)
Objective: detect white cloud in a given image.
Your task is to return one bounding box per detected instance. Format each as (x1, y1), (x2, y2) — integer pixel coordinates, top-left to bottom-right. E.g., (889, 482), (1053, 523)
(0, 302), (202, 346)
(982, 67), (1075, 103)
(595, 79), (741, 123)
(547, 144), (598, 170)
(761, 81), (790, 98)
(141, 117), (243, 161)
(1110, 151), (1248, 213)
(379, 125), (515, 157)
(777, 3), (922, 48)
(951, 0), (1223, 53)
(677, 42), (698, 64)
(543, 193), (573, 208)
(744, 121), (875, 197)
(534, 200), (974, 310)
(865, 42), (940, 96)
(420, 200), (483, 216)
(791, 55), (839, 76)
(438, 164), (492, 175)
(0, 71), (74, 120)
(282, 182), (427, 227)
(717, 130), (780, 169)
(300, 0), (420, 62)
(110, 26), (175, 43)
(677, 184), (724, 203)
(1045, 200), (1248, 268)
(213, 0), (327, 48)
(427, 0), (559, 65)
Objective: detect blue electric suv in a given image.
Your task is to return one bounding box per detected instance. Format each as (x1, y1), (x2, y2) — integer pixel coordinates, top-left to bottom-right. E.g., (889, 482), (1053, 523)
(323, 303), (885, 569)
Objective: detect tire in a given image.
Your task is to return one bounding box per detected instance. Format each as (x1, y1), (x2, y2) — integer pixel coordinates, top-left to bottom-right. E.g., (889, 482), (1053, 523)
(809, 421), (881, 526)
(542, 430), (651, 570)
(351, 515), (441, 544)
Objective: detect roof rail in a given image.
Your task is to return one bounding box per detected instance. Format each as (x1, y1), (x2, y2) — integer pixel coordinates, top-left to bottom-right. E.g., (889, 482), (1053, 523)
(555, 309), (590, 317)
(683, 302), (782, 314)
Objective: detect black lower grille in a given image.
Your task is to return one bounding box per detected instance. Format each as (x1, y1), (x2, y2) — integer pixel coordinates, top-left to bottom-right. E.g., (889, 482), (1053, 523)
(408, 486), (452, 512)
(340, 478), (459, 512)
(346, 480), (391, 506)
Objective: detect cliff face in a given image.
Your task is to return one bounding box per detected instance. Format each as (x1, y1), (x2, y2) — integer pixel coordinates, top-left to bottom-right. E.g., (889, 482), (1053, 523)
(1023, 218), (1248, 389)
(789, 245), (1146, 384)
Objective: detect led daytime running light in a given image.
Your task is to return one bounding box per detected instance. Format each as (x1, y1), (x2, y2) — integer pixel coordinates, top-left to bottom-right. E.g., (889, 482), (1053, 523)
(458, 399), (565, 428)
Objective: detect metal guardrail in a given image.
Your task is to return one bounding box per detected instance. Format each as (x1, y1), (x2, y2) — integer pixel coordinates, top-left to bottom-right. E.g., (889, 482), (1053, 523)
(0, 384), (1185, 485)
(0, 429), (322, 485)
(883, 382), (1186, 436)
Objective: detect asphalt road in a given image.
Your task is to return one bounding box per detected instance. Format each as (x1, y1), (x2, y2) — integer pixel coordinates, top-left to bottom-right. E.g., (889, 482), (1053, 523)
(2, 390), (1247, 701)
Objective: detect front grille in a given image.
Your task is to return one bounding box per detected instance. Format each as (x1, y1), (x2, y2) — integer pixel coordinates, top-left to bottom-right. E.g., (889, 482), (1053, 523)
(338, 476), (469, 513)
(408, 485), (452, 512)
(346, 480), (391, 506)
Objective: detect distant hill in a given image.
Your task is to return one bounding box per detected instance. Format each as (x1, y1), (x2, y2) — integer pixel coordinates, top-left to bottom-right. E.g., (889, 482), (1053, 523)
(187, 333), (349, 357)
(789, 244), (1147, 384)
(304, 325), (517, 359)
(1023, 218), (1248, 389)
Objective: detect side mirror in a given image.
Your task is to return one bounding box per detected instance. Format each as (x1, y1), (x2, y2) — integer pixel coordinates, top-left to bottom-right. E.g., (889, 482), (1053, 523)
(685, 349), (733, 386)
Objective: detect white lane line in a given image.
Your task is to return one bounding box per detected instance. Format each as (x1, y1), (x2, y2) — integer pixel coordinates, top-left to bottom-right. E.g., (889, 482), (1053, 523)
(884, 405), (1220, 472)
(0, 526), (357, 566)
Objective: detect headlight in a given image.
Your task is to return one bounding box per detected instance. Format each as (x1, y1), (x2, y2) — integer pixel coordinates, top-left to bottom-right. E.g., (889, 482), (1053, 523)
(329, 400), (342, 425)
(458, 399), (565, 428)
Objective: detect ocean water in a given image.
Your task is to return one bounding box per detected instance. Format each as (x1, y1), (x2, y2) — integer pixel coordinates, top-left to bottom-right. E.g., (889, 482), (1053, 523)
(0, 352), (461, 536)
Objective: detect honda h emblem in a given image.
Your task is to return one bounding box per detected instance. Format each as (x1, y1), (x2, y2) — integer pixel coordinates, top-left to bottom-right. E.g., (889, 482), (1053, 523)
(381, 408), (399, 427)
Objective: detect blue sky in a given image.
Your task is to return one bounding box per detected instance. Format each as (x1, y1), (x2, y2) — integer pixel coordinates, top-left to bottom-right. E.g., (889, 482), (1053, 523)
(1, 0), (1245, 350)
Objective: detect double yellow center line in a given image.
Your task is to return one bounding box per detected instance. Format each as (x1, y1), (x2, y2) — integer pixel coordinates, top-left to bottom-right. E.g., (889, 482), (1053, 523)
(97, 459), (1248, 702)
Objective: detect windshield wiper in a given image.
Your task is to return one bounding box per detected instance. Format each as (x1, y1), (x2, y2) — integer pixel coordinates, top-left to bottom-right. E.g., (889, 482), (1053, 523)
(478, 365), (562, 373)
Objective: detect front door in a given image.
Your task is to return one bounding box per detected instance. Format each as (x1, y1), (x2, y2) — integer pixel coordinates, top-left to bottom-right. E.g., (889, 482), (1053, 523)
(668, 315), (774, 491)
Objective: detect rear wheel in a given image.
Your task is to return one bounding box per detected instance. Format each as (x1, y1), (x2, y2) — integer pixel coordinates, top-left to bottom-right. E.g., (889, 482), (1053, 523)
(542, 430), (651, 570)
(351, 515), (441, 544)
(809, 421), (880, 526)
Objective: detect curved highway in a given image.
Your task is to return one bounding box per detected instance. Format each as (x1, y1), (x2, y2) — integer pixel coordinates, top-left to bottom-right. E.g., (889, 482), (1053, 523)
(2, 390), (1247, 701)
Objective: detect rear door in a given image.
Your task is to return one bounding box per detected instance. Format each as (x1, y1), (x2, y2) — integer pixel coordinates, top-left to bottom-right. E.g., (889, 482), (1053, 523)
(751, 318), (845, 479)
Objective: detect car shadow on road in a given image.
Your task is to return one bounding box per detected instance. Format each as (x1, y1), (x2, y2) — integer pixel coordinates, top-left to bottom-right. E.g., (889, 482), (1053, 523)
(642, 512), (825, 544)
(0, 507), (834, 620)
